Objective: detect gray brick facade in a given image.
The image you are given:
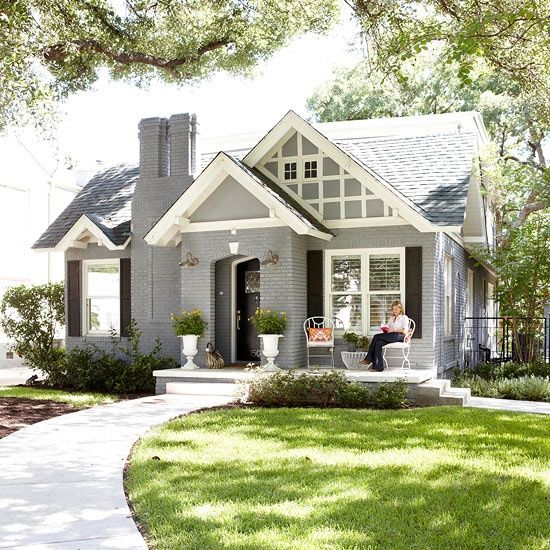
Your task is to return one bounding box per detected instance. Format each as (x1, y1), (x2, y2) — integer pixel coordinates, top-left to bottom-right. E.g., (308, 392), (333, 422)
(57, 111), (495, 377)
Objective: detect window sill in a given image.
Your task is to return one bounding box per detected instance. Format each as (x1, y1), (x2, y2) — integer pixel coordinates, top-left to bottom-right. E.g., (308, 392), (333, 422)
(444, 335), (455, 342)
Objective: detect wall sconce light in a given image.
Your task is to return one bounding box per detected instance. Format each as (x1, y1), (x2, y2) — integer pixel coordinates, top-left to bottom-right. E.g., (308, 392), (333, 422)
(260, 250), (279, 266)
(179, 252), (199, 268)
(229, 241), (239, 254)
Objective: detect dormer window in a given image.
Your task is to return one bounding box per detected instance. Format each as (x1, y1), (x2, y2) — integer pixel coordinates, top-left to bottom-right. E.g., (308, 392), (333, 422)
(284, 162), (297, 180)
(304, 160), (317, 179)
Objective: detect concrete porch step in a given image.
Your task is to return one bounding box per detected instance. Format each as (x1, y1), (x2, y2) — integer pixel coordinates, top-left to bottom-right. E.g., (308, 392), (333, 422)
(166, 382), (238, 397)
(416, 379), (451, 397)
(416, 380), (470, 407)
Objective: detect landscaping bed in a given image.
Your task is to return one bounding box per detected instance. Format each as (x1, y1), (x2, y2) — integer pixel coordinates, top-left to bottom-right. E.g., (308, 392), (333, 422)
(126, 407), (550, 550)
(0, 397), (77, 438)
(0, 386), (120, 439)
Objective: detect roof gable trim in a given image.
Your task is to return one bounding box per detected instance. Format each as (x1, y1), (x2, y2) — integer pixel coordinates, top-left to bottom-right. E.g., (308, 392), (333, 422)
(52, 214), (130, 252)
(243, 111), (465, 233)
(145, 153), (333, 245)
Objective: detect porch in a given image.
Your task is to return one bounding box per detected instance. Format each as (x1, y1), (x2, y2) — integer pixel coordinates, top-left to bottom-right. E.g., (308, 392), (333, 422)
(152, 366), (471, 406)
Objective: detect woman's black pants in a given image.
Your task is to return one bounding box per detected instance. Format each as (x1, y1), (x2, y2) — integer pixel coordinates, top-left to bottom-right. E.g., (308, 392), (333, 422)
(365, 333), (405, 371)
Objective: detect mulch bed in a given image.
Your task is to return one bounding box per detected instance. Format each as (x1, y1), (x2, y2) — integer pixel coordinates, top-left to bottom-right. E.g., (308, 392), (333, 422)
(0, 398), (78, 439)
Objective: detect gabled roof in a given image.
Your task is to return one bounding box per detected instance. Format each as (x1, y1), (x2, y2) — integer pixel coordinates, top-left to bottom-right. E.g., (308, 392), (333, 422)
(33, 165), (137, 250)
(145, 153), (333, 246)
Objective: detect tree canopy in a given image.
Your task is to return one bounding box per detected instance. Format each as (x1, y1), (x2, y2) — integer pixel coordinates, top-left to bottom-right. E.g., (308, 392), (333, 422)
(0, 0), (338, 130)
(307, 53), (549, 228)
(347, 0), (550, 98)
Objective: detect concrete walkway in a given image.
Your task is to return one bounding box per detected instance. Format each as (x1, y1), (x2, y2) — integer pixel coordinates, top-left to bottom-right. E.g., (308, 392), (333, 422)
(468, 396), (550, 414)
(0, 389), (235, 549)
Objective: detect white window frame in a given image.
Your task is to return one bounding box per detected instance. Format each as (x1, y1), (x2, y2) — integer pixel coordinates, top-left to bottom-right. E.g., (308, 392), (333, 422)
(82, 259), (120, 336)
(466, 268), (474, 319)
(324, 248), (405, 336)
(444, 254), (453, 335)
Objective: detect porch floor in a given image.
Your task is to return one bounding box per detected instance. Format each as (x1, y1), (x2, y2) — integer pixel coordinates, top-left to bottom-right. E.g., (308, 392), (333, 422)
(153, 366), (437, 385)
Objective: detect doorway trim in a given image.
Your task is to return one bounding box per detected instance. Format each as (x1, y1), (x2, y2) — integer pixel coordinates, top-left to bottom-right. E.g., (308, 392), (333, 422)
(230, 256), (256, 363)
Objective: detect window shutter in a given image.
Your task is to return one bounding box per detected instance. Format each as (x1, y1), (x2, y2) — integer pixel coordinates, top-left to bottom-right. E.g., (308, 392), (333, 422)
(307, 251), (323, 318)
(120, 258), (131, 337)
(67, 260), (81, 337)
(405, 247), (422, 338)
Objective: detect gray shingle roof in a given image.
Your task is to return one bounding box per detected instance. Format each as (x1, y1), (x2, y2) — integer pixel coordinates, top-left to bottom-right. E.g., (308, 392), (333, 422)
(33, 164), (138, 249)
(335, 133), (476, 226)
(35, 129), (476, 250)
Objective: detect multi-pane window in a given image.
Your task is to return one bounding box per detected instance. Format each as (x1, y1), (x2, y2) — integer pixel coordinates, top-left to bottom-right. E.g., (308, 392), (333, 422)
(368, 255), (401, 332)
(330, 256), (362, 331)
(466, 269), (474, 319)
(326, 249), (404, 333)
(304, 160), (317, 178)
(444, 255), (453, 335)
(284, 162), (297, 180)
(84, 260), (120, 334)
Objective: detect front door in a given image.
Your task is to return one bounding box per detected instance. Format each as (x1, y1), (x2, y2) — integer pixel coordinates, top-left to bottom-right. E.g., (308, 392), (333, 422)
(236, 259), (261, 361)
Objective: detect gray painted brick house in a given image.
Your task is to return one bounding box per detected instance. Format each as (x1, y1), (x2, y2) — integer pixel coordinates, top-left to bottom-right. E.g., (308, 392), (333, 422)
(34, 110), (496, 376)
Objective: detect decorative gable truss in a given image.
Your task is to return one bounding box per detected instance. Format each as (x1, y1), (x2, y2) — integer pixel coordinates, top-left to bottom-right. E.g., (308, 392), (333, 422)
(245, 111), (463, 233)
(256, 131), (399, 229)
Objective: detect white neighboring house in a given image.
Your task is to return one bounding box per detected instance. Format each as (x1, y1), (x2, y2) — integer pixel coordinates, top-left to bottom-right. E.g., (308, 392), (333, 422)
(0, 131), (83, 367)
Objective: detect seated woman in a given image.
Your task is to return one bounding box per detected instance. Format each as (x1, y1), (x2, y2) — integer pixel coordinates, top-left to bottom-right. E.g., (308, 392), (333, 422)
(360, 301), (409, 371)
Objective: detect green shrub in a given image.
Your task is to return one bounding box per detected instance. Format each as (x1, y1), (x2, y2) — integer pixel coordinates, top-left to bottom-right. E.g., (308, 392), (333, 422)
(249, 309), (287, 334)
(46, 320), (177, 393)
(171, 309), (207, 337)
(246, 370), (408, 409)
(0, 282), (64, 374)
(454, 373), (550, 402)
(456, 361), (550, 381)
(341, 332), (370, 351)
(372, 380), (409, 409)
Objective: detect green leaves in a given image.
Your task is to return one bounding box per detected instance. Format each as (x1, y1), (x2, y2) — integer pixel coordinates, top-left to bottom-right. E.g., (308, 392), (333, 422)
(0, 0), (339, 130)
(0, 282), (65, 371)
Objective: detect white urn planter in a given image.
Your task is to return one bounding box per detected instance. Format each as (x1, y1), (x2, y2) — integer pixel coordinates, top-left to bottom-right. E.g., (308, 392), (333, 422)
(180, 334), (200, 370)
(259, 334), (283, 371)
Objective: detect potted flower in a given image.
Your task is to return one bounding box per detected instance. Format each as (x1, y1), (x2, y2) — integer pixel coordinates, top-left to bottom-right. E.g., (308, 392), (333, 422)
(341, 332), (370, 370)
(249, 309), (287, 371)
(172, 309), (208, 370)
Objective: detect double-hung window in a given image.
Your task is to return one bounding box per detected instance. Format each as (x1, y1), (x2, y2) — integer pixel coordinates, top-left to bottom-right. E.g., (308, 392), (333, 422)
(325, 248), (405, 334)
(83, 260), (120, 335)
(444, 255), (453, 335)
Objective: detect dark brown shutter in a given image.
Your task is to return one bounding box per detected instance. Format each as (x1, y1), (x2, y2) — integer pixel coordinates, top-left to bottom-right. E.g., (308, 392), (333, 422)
(67, 260), (81, 337)
(405, 247), (422, 338)
(120, 258), (131, 337)
(307, 250), (323, 318)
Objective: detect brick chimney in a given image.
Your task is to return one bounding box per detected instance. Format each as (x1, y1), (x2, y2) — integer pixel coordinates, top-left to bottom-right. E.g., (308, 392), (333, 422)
(132, 112), (199, 361)
(138, 113), (199, 179)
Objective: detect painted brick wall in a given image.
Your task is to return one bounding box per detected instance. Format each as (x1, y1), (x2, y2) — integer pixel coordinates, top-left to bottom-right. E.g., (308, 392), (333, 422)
(434, 233), (497, 376)
(180, 226), (308, 368)
(305, 225), (438, 369)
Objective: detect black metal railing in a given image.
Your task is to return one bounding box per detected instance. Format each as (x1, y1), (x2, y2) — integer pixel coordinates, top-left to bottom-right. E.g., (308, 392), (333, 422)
(462, 316), (550, 368)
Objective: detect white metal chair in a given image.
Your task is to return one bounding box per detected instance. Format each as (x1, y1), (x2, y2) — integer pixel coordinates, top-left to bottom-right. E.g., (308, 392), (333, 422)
(382, 319), (416, 370)
(304, 317), (336, 368)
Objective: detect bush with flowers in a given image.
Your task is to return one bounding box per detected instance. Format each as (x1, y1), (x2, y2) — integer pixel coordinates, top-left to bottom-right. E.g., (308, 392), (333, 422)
(249, 309), (287, 334)
(171, 309), (208, 337)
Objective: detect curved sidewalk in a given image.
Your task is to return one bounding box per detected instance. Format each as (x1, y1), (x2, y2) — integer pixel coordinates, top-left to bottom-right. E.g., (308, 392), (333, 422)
(467, 395), (550, 414)
(0, 390), (234, 549)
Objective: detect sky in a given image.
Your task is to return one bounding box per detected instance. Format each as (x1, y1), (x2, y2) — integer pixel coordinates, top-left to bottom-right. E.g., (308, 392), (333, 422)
(56, 12), (363, 169)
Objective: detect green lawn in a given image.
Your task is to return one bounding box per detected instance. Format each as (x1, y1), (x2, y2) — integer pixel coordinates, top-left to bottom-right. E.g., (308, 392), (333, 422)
(0, 386), (118, 408)
(126, 408), (550, 550)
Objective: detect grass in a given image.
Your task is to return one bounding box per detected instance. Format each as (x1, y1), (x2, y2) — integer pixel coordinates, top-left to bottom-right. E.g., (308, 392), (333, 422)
(0, 386), (119, 408)
(126, 407), (550, 550)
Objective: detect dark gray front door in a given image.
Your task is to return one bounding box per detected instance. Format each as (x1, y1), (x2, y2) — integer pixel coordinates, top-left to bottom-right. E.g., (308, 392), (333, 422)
(236, 259), (260, 361)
